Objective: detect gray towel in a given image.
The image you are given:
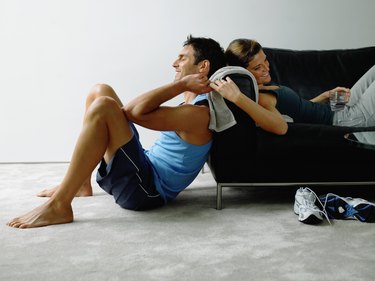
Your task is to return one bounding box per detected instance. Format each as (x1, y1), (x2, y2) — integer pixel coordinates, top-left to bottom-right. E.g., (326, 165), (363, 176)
(208, 66), (258, 132)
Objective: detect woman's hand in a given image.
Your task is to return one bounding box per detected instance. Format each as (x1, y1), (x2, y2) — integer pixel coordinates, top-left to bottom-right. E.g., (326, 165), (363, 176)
(209, 76), (241, 102)
(311, 86), (350, 103)
(329, 87), (351, 102)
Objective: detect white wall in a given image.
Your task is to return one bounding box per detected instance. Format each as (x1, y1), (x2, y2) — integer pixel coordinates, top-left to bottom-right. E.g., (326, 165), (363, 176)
(1, 0), (375, 162)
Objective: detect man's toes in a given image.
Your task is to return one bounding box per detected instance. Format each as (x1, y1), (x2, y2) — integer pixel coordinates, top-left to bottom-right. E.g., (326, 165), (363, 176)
(7, 221), (18, 228)
(37, 190), (47, 197)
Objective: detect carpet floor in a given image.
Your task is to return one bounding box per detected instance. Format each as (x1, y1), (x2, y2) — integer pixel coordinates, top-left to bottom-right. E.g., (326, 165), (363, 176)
(1, 163), (375, 281)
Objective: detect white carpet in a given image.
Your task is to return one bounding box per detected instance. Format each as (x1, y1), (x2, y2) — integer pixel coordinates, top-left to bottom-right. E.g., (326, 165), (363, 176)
(1, 163), (375, 281)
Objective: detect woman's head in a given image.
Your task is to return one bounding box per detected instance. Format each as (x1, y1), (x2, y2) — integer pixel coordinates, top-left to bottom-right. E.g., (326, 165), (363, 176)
(225, 38), (271, 85)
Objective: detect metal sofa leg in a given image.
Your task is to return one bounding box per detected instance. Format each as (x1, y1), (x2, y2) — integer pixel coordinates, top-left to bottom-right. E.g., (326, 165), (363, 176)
(216, 183), (222, 210)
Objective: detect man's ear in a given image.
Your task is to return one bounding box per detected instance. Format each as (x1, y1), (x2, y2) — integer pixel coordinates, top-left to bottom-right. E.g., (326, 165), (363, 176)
(198, 60), (210, 76)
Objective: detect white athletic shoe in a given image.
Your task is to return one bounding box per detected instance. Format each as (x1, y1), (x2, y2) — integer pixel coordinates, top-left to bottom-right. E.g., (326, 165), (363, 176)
(294, 187), (329, 225)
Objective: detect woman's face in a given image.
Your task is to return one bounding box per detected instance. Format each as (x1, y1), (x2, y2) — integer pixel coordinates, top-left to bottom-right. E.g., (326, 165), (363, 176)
(246, 50), (271, 85)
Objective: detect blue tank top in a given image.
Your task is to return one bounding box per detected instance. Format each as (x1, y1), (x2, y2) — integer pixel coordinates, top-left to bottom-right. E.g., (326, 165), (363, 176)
(266, 85), (334, 124)
(145, 95), (212, 202)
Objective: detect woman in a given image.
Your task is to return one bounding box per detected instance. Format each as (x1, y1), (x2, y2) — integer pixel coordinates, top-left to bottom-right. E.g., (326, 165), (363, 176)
(220, 38), (375, 127)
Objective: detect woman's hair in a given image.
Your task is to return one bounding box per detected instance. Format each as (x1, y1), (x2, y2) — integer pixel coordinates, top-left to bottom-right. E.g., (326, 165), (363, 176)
(225, 38), (263, 68)
(183, 34), (227, 78)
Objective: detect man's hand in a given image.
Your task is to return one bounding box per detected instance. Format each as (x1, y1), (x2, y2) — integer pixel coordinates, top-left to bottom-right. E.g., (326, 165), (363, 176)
(181, 73), (212, 94)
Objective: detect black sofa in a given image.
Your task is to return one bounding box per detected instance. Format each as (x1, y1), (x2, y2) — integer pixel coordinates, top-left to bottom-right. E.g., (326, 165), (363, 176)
(207, 46), (375, 209)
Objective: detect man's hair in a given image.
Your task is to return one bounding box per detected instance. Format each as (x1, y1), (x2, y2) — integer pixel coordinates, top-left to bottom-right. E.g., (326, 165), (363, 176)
(183, 34), (227, 78)
(225, 38), (263, 68)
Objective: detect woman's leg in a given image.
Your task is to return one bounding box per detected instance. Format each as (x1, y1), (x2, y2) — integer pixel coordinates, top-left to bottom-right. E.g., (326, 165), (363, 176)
(356, 79), (375, 126)
(7, 86), (132, 228)
(337, 65), (375, 126)
(347, 65), (375, 106)
(37, 84), (124, 197)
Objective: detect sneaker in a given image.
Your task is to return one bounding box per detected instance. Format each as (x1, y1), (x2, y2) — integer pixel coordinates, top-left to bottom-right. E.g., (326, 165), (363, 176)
(319, 193), (375, 223)
(294, 187), (326, 224)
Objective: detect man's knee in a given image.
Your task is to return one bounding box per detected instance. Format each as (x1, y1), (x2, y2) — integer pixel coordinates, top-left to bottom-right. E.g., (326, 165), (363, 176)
(87, 96), (121, 120)
(86, 84), (116, 105)
(92, 83), (114, 94)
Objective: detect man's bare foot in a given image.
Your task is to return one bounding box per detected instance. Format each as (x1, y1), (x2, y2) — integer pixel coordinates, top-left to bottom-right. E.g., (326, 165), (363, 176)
(37, 186), (59, 197)
(37, 182), (93, 197)
(6, 199), (73, 229)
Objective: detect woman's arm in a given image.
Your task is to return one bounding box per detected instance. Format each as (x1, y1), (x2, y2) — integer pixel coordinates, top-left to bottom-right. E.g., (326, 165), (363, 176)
(210, 77), (288, 135)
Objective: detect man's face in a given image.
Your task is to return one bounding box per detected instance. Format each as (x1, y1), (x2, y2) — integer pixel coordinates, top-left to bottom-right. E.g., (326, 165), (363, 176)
(172, 45), (200, 81)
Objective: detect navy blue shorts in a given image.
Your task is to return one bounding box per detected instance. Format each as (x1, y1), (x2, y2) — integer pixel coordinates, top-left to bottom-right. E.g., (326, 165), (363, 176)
(96, 126), (164, 211)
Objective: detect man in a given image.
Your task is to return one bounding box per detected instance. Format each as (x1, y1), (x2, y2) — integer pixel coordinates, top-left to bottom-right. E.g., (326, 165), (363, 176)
(7, 35), (227, 228)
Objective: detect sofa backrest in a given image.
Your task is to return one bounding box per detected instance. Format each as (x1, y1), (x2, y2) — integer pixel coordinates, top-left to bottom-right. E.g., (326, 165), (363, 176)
(263, 46), (375, 100)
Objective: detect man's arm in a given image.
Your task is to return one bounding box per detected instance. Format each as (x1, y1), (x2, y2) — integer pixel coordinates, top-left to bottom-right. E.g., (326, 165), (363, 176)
(123, 73), (211, 133)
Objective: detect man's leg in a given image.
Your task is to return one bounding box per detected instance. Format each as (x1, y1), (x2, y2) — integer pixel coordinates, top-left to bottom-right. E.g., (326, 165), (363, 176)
(37, 177), (93, 198)
(37, 84), (124, 197)
(7, 85), (132, 228)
